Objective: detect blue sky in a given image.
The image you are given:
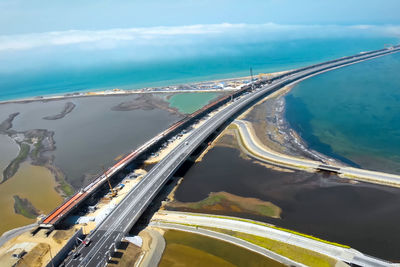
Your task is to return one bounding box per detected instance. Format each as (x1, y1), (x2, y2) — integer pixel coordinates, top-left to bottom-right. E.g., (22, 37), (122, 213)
(0, 1), (399, 76)
(0, 0), (400, 99)
(1, 0), (400, 34)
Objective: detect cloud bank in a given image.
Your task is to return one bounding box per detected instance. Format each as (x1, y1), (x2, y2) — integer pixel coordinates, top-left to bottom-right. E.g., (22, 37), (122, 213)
(0, 23), (399, 52)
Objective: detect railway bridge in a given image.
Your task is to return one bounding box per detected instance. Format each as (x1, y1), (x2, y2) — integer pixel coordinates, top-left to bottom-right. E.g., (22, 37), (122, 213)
(49, 45), (400, 267)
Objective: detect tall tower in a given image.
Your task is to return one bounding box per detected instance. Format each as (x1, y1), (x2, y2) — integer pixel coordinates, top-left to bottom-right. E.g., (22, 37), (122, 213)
(250, 67), (254, 91)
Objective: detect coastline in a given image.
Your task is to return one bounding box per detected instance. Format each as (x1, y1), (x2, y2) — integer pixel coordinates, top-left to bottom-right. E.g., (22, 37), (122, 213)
(0, 74), (263, 106)
(0, 86), (224, 235)
(237, 85), (346, 167)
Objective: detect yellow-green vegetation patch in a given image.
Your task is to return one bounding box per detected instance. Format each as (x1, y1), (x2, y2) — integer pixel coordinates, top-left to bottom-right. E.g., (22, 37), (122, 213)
(13, 195), (39, 219)
(159, 229), (284, 267)
(2, 142), (30, 182)
(56, 171), (74, 197)
(167, 191), (281, 218)
(212, 228), (338, 267)
(30, 137), (42, 161)
(160, 243), (236, 267)
(187, 213), (349, 248)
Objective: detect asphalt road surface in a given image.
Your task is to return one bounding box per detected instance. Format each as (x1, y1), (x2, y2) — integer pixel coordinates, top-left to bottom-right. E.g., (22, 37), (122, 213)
(65, 46), (400, 267)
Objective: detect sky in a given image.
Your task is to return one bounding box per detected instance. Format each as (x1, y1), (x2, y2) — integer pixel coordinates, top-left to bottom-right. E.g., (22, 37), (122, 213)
(1, 0), (400, 35)
(0, 0), (400, 92)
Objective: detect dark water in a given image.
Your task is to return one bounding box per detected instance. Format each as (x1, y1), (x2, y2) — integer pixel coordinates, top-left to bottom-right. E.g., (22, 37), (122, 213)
(0, 96), (181, 188)
(173, 146), (400, 261)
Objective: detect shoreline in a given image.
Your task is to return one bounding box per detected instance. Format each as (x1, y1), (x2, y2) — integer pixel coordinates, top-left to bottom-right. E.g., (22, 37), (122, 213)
(0, 88), (223, 234)
(237, 85), (346, 167)
(0, 73), (272, 106)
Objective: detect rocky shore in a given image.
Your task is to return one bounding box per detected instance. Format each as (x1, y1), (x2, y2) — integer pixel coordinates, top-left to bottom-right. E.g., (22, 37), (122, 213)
(240, 86), (344, 166)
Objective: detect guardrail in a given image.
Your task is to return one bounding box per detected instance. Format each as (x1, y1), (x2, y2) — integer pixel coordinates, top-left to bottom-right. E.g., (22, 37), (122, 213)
(46, 228), (84, 267)
(42, 45), (400, 229)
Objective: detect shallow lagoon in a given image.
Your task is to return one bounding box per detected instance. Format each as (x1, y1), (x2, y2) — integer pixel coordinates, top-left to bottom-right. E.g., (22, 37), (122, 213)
(0, 95), (181, 188)
(0, 135), (18, 182)
(0, 162), (62, 235)
(168, 92), (219, 114)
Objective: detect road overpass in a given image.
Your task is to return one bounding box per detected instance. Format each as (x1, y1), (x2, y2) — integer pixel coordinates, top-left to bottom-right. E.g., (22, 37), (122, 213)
(65, 46), (400, 267)
(151, 222), (307, 267)
(150, 211), (398, 267)
(233, 119), (400, 187)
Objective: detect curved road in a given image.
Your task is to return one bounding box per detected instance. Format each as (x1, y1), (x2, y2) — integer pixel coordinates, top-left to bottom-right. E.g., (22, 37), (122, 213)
(151, 222), (307, 267)
(65, 46), (400, 267)
(233, 120), (400, 187)
(151, 211), (398, 267)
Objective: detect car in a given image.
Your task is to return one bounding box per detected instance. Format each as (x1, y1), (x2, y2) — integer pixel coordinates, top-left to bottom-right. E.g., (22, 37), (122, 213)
(185, 141), (189, 145)
(83, 237), (92, 246)
(73, 252), (81, 259)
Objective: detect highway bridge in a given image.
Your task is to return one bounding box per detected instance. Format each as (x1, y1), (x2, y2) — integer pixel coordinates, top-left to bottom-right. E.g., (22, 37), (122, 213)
(233, 119), (400, 187)
(65, 46), (400, 267)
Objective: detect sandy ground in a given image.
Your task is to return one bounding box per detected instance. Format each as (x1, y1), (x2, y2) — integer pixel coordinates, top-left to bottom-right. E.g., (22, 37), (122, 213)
(0, 169), (148, 266)
(138, 228), (166, 267)
(0, 70), (293, 266)
(0, 227), (77, 267)
(0, 70), (290, 106)
(75, 169), (148, 234)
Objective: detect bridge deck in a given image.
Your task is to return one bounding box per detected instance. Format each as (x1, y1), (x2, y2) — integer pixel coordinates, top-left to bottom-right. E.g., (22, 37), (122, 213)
(317, 165), (341, 173)
(40, 89), (238, 227)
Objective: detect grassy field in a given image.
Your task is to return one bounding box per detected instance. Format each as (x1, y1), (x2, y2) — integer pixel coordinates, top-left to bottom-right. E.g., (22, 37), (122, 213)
(168, 191), (281, 218)
(216, 229), (338, 267)
(13, 195), (39, 219)
(192, 213), (349, 248)
(2, 142), (30, 182)
(159, 229), (284, 267)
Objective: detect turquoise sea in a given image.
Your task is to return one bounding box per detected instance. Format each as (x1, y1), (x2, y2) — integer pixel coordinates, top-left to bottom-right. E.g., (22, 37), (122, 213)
(285, 52), (400, 174)
(0, 37), (397, 101)
(168, 92), (219, 114)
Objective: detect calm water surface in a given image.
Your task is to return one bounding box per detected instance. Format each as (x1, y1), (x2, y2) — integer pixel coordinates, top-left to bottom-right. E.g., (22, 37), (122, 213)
(168, 92), (219, 114)
(286, 52), (400, 174)
(0, 96), (181, 188)
(0, 38), (397, 101)
(173, 146), (400, 261)
(0, 135), (18, 182)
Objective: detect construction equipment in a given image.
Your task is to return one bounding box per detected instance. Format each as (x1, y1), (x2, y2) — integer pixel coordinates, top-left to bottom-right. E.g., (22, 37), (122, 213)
(102, 166), (117, 198)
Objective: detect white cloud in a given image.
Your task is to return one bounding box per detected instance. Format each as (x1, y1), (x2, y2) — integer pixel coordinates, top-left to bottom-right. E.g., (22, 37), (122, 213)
(0, 23), (399, 52)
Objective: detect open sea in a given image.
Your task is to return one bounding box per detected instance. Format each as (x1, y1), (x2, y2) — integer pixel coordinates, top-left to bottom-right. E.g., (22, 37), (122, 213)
(285, 52), (400, 174)
(0, 37), (398, 101)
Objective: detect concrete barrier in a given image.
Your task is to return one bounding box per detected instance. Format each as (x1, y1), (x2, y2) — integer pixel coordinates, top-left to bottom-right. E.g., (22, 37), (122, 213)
(46, 228), (84, 267)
